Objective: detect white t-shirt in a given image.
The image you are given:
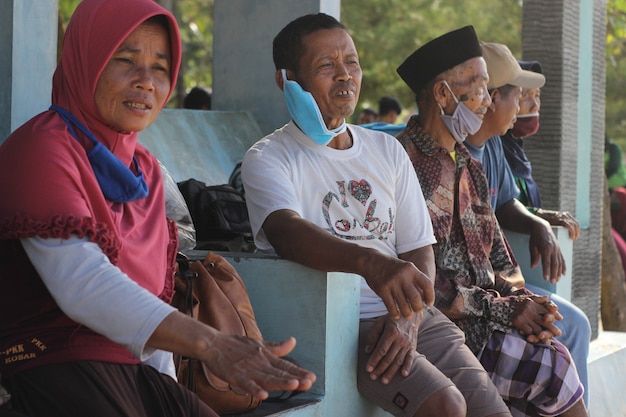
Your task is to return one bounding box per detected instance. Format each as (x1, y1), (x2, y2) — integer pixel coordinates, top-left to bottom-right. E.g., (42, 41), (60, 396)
(242, 122), (435, 318)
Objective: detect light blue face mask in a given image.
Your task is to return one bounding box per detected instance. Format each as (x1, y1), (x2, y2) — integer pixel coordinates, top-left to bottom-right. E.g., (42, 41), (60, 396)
(281, 69), (346, 146)
(50, 105), (149, 203)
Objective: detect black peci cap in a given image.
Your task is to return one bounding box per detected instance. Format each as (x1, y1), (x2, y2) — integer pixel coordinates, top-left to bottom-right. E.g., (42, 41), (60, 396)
(397, 25), (482, 95)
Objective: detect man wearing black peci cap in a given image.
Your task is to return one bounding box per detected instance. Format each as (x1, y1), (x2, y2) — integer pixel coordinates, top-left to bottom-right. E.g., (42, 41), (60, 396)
(396, 25), (490, 149)
(396, 28), (589, 417)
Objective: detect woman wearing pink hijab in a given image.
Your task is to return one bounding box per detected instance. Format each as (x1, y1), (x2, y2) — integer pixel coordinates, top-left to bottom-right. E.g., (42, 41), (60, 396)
(0, 1), (314, 415)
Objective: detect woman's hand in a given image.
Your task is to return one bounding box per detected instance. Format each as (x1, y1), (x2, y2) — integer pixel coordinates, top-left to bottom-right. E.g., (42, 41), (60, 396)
(148, 311), (316, 401)
(201, 334), (316, 400)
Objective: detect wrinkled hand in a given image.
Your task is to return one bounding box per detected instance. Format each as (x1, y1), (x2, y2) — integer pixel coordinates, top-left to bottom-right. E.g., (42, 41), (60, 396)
(363, 313), (425, 384)
(529, 217), (566, 283)
(203, 335), (316, 400)
(365, 257), (434, 320)
(536, 209), (580, 241)
(511, 295), (563, 344)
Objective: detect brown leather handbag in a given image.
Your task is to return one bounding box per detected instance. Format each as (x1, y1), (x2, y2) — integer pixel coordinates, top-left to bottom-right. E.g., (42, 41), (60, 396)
(171, 252), (263, 414)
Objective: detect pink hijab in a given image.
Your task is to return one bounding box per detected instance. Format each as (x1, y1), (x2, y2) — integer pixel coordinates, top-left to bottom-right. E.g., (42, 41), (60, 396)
(0, 0), (182, 298)
(53, 0), (182, 154)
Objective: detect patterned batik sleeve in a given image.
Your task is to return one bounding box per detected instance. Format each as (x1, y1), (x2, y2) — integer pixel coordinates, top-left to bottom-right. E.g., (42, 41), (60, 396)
(436, 278), (517, 354)
(435, 275), (502, 321)
(488, 214), (519, 278)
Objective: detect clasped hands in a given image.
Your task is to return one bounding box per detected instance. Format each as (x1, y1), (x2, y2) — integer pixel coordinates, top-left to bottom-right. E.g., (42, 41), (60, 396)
(511, 294), (562, 343)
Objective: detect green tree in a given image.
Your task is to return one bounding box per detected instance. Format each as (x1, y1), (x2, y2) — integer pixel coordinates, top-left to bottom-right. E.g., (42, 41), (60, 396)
(57, 0), (625, 140)
(341, 0), (522, 122)
(58, 0), (214, 108)
(156, 0), (214, 108)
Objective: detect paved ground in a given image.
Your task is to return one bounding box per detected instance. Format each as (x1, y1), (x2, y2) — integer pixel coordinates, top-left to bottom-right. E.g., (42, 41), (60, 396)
(588, 331), (626, 417)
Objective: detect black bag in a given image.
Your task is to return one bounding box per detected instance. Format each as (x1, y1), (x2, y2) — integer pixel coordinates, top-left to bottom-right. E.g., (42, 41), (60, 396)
(228, 160), (244, 196)
(177, 178), (256, 252)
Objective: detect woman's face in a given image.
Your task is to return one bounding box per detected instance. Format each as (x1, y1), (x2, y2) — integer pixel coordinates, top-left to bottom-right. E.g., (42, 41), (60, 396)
(94, 21), (171, 132)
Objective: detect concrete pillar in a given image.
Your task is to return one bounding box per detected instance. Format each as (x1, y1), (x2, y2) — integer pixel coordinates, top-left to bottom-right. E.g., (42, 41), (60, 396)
(0, 0), (58, 143)
(521, 0), (606, 337)
(212, 0), (341, 136)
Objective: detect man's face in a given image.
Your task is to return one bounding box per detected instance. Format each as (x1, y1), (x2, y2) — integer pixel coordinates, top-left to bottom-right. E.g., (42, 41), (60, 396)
(446, 57), (491, 117)
(293, 28), (362, 128)
(518, 87), (541, 116)
(491, 86), (522, 135)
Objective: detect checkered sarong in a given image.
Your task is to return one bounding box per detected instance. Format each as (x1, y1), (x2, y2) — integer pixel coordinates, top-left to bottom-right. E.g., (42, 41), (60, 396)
(478, 331), (584, 417)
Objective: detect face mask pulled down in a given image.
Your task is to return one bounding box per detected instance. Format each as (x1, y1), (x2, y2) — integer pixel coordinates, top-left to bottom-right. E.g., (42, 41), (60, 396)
(50, 105), (149, 203)
(511, 114), (540, 138)
(281, 69), (346, 146)
(439, 81), (483, 143)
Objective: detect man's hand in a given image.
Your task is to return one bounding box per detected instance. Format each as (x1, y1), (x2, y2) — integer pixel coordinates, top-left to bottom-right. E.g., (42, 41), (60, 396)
(511, 295), (563, 343)
(495, 199), (567, 284)
(536, 208), (580, 241)
(364, 255), (435, 320)
(363, 313), (426, 384)
(529, 216), (566, 284)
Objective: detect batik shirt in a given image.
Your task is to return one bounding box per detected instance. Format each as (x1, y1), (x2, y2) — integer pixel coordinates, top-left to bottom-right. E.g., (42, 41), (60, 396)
(398, 116), (526, 354)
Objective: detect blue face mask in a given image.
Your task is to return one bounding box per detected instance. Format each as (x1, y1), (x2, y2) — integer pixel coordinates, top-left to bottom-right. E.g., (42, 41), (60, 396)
(50, 105), (149, 203)
(281, 69), (346, 146)
(439, 81), (483, 143)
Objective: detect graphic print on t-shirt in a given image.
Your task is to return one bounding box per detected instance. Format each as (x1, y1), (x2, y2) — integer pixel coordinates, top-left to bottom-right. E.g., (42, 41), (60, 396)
(322, 178), (395, 241)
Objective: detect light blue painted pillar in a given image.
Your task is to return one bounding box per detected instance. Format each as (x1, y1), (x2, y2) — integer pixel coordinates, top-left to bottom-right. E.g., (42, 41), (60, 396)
(576, 0), (597, 229)
(212, 0), (341, 136)
(0, 0), (58, 143)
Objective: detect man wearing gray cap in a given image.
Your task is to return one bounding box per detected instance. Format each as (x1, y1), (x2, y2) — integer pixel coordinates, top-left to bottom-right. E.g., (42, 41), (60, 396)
(396, 28), (588, 417)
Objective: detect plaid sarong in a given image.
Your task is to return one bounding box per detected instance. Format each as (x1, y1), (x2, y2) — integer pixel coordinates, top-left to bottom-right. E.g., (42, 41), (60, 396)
(479, 331), (584, 417)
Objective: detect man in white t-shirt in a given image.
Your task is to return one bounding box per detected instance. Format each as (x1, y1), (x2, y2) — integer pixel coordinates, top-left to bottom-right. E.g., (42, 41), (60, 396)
(242, 13), (511, 417)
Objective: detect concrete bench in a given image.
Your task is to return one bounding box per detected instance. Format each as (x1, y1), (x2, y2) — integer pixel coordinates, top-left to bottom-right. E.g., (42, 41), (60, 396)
(139, 109), (574, 302)
(141, 109), (606, 416)
(138, 109), (260, 185)
(186, 251), (391, 417)
(139, 110), (391, 416)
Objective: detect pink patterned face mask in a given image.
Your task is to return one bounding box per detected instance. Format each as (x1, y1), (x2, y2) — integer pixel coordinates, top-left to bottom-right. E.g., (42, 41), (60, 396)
(511, 114), (540, 138)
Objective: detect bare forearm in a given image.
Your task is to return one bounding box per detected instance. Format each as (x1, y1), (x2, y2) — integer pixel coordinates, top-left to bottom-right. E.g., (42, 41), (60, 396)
(399, 245), (436, 284)
(263, 210), (435, 318)
(263, 209), (385, 277)
(148, 311), (316, 399)
(496, 198), (546, 234)
(496, 199), (565, 281)
(147, 310), (216, 360)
